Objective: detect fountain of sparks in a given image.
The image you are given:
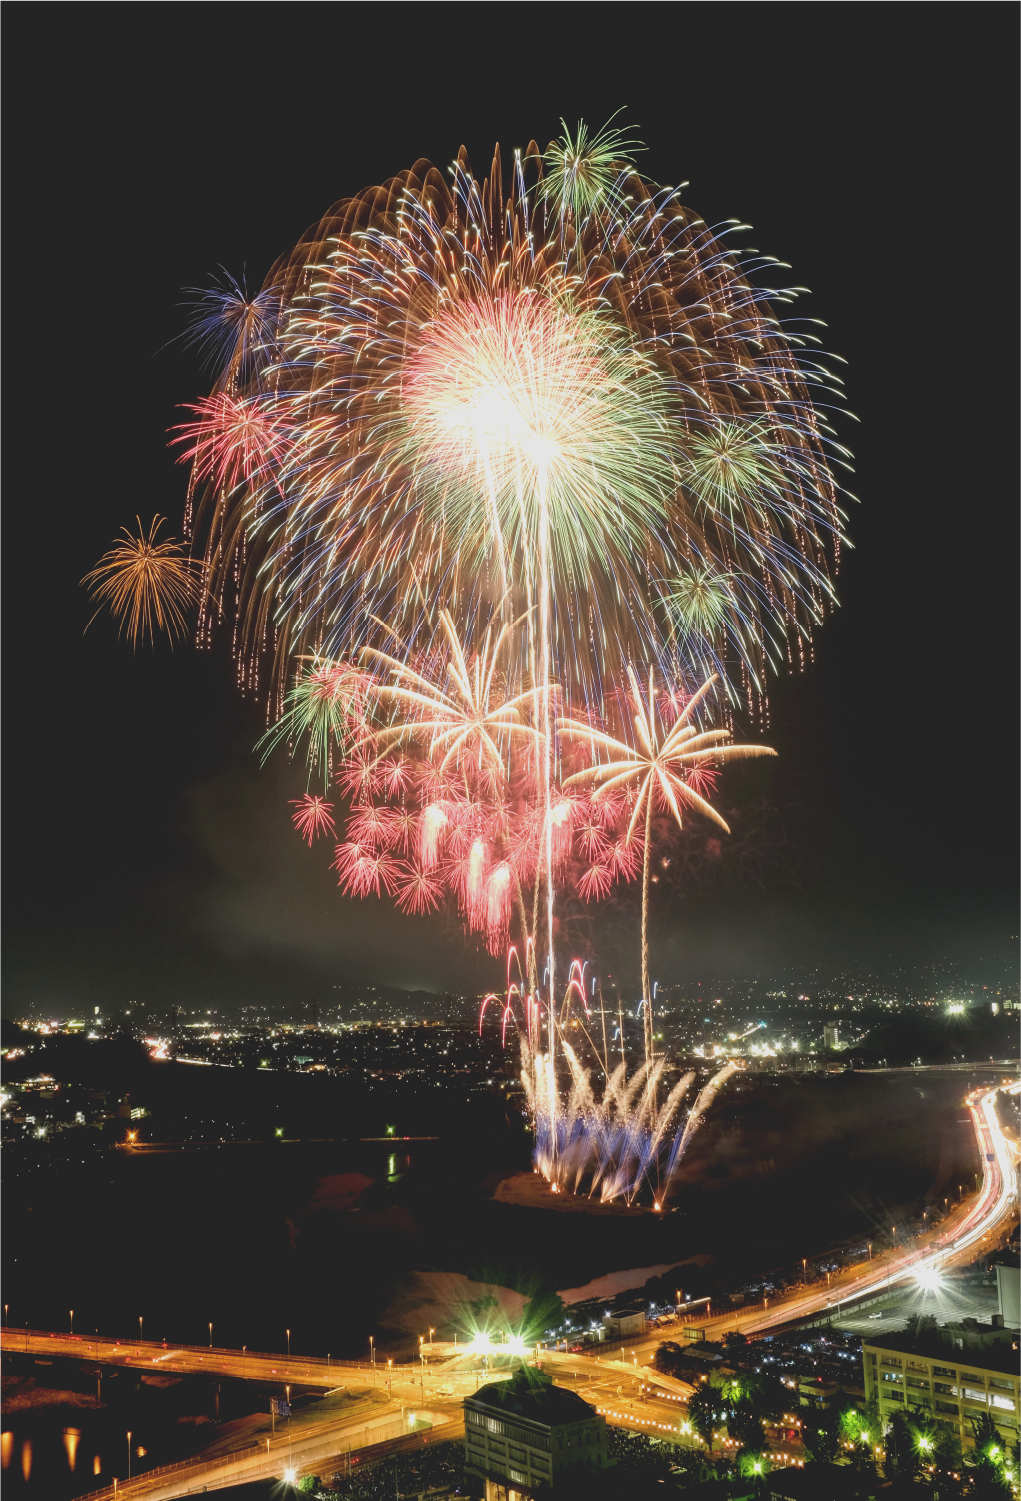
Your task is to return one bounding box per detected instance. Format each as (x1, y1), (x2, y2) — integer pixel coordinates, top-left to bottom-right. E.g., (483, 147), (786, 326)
(523, 1045), (739, 1207)
(510, 986), (739, 1207)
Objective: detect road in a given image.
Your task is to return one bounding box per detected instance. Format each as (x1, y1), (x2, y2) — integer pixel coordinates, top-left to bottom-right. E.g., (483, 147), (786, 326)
(69, 1379), (464, 1501)
(538, 1076), (1021, 1369)
(0, 1330), (367, 1387)
(5, 1075), (1015, 1487)
(734, 1076), (1020, 1334)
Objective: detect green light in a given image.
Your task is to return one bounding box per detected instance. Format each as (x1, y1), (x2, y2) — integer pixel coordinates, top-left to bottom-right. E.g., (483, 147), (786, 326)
(275, 1128), (283, 1137)
(386, 1124), (395, 1136)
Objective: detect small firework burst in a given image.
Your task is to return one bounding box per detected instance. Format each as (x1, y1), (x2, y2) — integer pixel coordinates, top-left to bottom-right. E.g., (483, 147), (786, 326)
(290, 795), (336, 846)
(83, 516), (198, 648)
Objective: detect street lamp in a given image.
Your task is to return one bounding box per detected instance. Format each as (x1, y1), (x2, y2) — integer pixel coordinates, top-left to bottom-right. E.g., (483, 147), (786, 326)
(70, 1310), (74, 1336)
(138, 1316), (143, 1343)
(127, 1431), (132, 1481)
(209, 1322), (213, 1348)
(286, 1329), (291, 1358)
(429, 1327), (435, 1346)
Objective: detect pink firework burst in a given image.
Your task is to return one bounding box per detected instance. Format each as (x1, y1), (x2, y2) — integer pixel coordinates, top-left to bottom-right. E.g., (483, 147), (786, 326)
(290, 795), (336, 846)
(347, 802), (402, 850)
(685, 762), (720, 799)
(577, 861), (614, 903)
(172, 394), (289, 493)
(381, 755), (413, 797)
(575, 811), (610, 861)
(485, 861), (513, 954)
(608, 835), (643, 884)
(336, 750), (384, 804)
(331, 841), (399, 898)
(394, 862), (443, 915)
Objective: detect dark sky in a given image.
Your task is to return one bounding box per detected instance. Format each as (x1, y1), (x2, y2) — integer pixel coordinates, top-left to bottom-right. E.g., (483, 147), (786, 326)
(6, 10), (1017, 1017)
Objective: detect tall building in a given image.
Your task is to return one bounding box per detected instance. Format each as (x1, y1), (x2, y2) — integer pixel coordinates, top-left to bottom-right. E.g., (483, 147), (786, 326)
(862, 1318), (1018, 1450)
(823, 1023), (840, 1049)
(465, 1367), (607, 1499)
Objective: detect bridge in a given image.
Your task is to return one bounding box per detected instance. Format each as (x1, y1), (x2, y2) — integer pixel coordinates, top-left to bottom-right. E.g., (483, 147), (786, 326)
(74, 1408), (461, 1501)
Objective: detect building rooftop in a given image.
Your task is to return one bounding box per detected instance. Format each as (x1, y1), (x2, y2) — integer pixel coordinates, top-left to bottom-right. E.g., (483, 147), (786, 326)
(863, 1323), (1019, 1377)
(469, 1369), (597, 1426)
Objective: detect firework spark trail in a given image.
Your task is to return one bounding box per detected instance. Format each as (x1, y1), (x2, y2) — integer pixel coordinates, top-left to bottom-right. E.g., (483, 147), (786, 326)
(560, 670), (775, 1061)
(662, 1060), (740, 1197)
(523, 1036), (727, 1206)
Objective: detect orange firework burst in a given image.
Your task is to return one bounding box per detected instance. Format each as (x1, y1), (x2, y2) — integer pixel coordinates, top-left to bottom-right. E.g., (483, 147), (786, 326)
(83, 516), (198, 648)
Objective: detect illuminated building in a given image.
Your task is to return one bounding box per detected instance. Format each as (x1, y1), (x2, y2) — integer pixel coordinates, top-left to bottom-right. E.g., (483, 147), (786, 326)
(862, 1315), (1018, 1449)
(601, 1308), (646, 1339)
(464, 1368), (607, 1498)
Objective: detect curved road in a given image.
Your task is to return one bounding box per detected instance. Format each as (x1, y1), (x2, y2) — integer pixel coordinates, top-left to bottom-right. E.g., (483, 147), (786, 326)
(3, 1074), (1016, 1478)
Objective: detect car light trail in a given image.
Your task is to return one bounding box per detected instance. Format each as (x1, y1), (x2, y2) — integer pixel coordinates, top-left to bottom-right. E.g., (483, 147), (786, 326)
(743, 1078), (1020, 1331)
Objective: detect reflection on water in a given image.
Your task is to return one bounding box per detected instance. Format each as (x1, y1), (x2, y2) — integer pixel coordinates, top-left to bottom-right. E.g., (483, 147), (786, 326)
(1, 1358), (275, 1497)
(63, 1429), (80, 1471)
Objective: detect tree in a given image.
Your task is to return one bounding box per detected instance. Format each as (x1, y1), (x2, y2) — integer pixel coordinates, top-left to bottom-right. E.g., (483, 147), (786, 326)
(802, 1402), (841, 1464)
(728, 1396), (764, 1453)
(840, 1399), (880, 1477)
(886, 1409), (924, 1480)
(967, 1412), (1013, 1500)
(523, 1287), (567, 1341)
(687, 1379), (724, 1448)
(745, 1371), (787, 1426)
(653, 1341), (686, 1379)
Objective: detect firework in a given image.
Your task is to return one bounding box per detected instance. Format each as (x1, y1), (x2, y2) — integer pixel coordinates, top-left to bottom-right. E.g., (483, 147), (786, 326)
(559, 670), (775, 1061)
(182, 117), (848, 719)
(288, 627), (609, 963)
(290, 794), (336, 846)
(83, 516), (198, 648)
(260, 656), (367, 790)
(170, 117), (848, 1202)
(362, 609), (541, 785)
(524, 1041), (736, 1206)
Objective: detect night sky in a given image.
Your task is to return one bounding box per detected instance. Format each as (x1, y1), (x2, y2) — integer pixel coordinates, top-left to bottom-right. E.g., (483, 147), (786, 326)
(6, 10), (1017, 1016)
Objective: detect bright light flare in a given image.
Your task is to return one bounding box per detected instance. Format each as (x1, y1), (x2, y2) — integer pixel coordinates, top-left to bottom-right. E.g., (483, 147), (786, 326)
(402, 290), (674, 599)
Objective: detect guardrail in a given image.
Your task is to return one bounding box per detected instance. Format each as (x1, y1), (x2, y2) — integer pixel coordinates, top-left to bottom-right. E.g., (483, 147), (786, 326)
(74, 1414), (456, 1501)
(0, 1327), (370, 1372)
